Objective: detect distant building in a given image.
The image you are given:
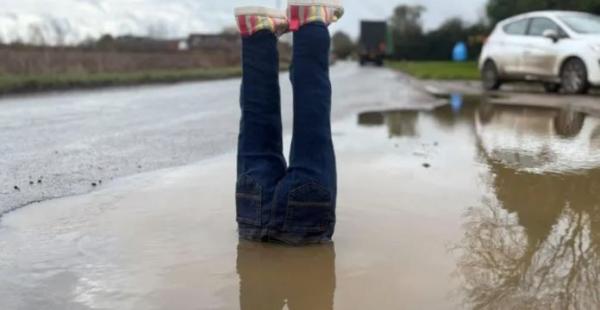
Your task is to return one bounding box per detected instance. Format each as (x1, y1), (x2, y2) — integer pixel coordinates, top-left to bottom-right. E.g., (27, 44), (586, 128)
(187, 33), (240, 50)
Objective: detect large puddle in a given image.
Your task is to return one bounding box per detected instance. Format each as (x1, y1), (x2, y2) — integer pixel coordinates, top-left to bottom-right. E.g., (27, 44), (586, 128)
(1, 98), (600, 309)
(357, 98), (600, 309)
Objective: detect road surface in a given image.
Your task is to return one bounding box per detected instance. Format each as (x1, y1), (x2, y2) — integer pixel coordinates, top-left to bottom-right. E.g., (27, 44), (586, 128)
(0, 63), (437, 214)
(3, 98), (600, 309)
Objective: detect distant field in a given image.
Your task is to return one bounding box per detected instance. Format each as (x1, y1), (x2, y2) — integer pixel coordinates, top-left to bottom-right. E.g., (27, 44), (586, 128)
(0, 44), (292, 95)
(0, 67), (243, 95)
(387, 61), (480, 80)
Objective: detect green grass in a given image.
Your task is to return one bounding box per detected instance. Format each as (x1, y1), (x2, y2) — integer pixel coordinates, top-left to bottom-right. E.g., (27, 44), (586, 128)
(0, 67), (244, 96)
(387, 61), (480, 80)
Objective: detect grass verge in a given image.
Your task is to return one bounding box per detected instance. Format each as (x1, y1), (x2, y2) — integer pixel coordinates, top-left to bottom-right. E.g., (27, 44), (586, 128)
(387, 61), (480, 80)
(0, 67), (243, 96)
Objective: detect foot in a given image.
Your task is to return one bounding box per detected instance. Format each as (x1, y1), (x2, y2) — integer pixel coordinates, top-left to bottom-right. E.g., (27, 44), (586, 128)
(235, 6), (289, 37)
(287, 0), (344, 31)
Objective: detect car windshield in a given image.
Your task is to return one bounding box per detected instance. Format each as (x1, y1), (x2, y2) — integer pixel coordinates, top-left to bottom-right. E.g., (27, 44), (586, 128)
(559, 14), (600, 34)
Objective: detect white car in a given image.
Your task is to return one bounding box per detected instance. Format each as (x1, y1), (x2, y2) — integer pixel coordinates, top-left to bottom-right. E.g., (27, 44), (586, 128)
(479, 11), (600, 94)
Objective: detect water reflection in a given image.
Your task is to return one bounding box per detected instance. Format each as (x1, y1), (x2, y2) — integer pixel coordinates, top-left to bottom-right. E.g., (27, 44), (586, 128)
(458, 104), (600, 309)
(357, 112), (385, 127)
(476, 104), (600, 173)
(455, 157), (600, 309)
(478, 102), (587, 139)
(357, 97), (479, 138)
(358, 110), (419, 138)
(357, 98), (600, 309)
(237, 241), (336, 310)
(450, 93), (464, 114)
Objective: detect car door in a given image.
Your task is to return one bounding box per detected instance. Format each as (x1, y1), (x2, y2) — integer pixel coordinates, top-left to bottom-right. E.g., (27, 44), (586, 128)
(496, 18), (531, 76)
(522, 17), (565, 78)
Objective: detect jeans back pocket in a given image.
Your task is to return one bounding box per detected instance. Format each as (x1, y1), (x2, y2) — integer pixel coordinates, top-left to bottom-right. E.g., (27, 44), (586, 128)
(236, 175), (262, 226)
(285, 182), (333, 232)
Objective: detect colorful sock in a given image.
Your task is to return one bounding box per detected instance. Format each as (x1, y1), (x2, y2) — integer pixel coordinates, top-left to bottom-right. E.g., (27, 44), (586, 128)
(235, 7), (289, 37)
(287, 0), (344, 31)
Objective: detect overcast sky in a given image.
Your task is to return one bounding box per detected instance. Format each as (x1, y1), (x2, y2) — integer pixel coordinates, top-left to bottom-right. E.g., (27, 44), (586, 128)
(0, 0), (488, 44)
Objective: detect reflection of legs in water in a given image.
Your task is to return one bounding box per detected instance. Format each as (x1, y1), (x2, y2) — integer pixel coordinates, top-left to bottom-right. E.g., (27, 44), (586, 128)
(237, 240), (336, 310)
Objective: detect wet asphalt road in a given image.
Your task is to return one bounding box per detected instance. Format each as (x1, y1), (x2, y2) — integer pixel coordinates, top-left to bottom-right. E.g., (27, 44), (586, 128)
(4, 93), (600, 309)
(0, 63), (432, 214)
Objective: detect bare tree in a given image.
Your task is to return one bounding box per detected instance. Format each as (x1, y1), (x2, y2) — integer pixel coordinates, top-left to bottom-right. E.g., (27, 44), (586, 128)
(146, 22), (170, 39)
(50, 19), (67, 46)
(453, 158), (600, 310)
(28, 24), (46, 46)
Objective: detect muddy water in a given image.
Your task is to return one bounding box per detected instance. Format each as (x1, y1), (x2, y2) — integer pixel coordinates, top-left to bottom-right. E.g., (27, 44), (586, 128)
(1, 99), (600, 309)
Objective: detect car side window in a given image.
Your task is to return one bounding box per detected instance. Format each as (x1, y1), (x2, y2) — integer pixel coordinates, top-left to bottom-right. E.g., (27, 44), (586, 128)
(528, 17), (566, 37)
(503, 19), (530, 35)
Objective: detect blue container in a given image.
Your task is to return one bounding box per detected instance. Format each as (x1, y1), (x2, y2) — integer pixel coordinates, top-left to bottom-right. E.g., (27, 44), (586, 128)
(452, 41), (468, 62)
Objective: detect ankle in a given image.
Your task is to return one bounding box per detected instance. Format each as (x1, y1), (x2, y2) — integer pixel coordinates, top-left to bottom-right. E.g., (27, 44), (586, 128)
(235, 6), (289, 37)
(287, 0), (344, 31)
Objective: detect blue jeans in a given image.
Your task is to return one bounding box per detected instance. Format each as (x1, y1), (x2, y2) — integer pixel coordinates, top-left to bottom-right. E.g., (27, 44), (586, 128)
(236, 23), (337, 245)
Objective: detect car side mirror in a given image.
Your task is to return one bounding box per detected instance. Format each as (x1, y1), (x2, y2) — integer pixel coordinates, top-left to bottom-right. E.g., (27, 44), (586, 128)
(543, 29), (560, 43)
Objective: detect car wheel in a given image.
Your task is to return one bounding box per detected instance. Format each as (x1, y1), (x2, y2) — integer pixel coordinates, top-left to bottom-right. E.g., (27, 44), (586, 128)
(543, 83), (560, 93)
(560, 58), (589, 95)
(482, 60), (501, 91)
(554, 109), (585, 137)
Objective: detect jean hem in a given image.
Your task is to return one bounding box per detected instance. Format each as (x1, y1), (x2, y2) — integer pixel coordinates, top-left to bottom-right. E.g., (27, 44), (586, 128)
(238, 225), (269, 242)
(267, 228), (334, 246)
(238, 225), (334, 246)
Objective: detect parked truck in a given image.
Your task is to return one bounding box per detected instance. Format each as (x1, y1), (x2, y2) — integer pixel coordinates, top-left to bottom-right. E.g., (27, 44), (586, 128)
(358, 21), (390, 66)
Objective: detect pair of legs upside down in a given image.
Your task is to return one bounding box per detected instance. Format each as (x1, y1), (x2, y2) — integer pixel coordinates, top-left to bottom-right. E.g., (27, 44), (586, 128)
(234, 0), (344, 245)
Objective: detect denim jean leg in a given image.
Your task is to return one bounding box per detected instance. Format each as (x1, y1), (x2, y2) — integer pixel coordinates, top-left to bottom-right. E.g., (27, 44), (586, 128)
(269, 23), (337, 245)
(237, 31), (287, 241)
